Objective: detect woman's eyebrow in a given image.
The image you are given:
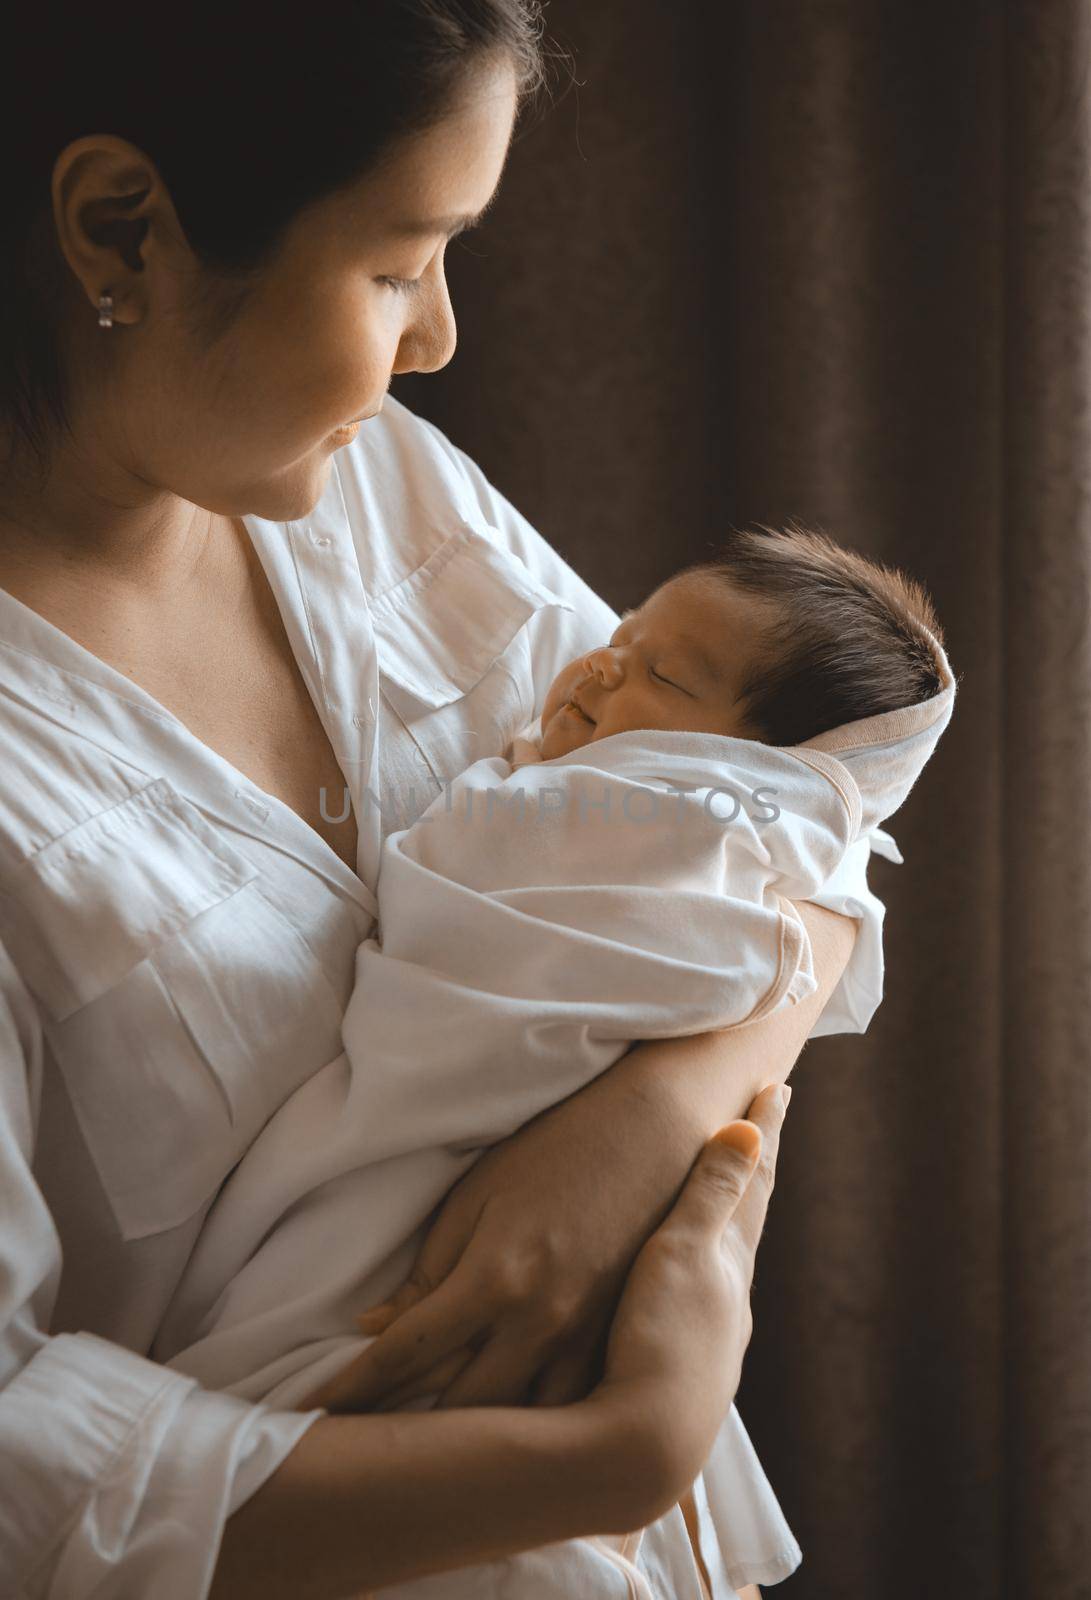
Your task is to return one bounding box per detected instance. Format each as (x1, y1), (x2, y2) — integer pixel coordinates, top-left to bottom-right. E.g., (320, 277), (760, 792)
(390, 199), (497, 241)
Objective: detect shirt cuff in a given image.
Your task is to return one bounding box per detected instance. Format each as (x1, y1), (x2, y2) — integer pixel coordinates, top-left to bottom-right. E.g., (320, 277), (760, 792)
(1, 1330), (322, 1600)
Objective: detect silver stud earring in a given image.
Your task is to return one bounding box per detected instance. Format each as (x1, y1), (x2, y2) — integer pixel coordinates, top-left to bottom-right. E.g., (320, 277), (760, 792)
(97, 293), (114, 329)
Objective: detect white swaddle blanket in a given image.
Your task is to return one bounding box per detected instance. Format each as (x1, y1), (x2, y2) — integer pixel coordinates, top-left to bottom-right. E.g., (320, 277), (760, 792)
(159, 638), (954, 1597)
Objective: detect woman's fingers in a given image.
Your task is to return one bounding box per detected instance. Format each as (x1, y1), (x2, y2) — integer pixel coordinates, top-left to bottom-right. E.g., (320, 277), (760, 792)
(729, 1083), (790, 1258)
(355, 1260), (437, 1335)
(665, 1119), (764, 1239)
(530, 1340), (604, 1407)
(432, 1330), (540, 1409)
(658, 1082), (789, 1265)
(371, 1347), (478, 1413)
(333, 1272), (487, 1408)
(745, 1079), (790, 1145)
(355, 1303), (401, 1336)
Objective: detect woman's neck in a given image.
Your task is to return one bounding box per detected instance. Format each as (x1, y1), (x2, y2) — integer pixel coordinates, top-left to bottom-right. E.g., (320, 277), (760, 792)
(0, 416), (229, 595)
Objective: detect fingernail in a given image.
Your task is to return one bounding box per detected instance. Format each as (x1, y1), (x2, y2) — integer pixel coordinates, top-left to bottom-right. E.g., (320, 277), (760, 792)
(781, 1084), (792, 1109)
(714, 1121), (761, 1160)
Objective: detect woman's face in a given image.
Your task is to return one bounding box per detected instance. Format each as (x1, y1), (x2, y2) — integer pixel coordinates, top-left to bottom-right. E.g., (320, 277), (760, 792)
(44, 60), (518, 527)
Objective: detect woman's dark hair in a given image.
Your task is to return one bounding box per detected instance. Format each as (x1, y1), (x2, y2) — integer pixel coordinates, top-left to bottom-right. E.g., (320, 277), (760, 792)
(1, 0), (546, 475)
(688, 523), (948, 746)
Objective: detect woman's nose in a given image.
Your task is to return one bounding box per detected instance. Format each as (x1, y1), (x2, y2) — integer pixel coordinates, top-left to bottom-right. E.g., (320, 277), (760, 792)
(392, 272), (458, 376)
(583, 647), (624, 689)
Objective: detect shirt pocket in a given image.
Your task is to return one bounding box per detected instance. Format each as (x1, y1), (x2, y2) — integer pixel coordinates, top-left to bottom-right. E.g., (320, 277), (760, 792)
(370, 518), (572, 779)
(0, 778), (347, 1240)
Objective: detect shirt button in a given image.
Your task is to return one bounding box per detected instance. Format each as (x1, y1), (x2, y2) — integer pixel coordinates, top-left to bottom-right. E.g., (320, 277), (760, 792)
(235, 787), (269, 820)
(311, 532), (332, 549)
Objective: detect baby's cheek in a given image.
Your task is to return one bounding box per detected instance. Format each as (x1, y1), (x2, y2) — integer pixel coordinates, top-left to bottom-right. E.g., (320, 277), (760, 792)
(541, 658), (585, 725)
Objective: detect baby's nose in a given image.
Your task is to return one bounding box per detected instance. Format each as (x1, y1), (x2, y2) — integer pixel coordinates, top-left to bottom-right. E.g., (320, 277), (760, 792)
(583, 646), (624, 689)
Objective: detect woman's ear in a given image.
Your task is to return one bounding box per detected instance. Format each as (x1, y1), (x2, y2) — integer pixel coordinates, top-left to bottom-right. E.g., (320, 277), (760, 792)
(49, 134), (190, 330)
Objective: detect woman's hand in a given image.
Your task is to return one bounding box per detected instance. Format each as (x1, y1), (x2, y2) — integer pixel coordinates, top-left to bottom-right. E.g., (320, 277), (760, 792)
(302, 1063), (684, 1414)
(302, 1067), (790, 1419)
(306, 1085), (788, 1537)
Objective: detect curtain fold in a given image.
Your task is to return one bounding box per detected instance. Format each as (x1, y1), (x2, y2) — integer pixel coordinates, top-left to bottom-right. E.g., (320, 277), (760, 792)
(1003, 5), (1091, 1593)
(396, 4), (1090, 1592)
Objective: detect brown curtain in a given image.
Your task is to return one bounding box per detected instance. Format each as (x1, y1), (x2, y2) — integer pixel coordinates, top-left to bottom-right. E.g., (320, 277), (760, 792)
(394, 3), (1091, 1594)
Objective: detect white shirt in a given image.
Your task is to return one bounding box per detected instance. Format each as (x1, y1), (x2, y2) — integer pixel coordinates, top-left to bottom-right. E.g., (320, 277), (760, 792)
(0, 396), (630, 1599)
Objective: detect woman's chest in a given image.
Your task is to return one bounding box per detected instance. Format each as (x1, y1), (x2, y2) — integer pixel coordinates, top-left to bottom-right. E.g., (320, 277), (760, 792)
(139, 623), (361, 870)
(0, 510), (566, 1265)
(0, 699), (373, 1248)
(80, 540), (361, 872)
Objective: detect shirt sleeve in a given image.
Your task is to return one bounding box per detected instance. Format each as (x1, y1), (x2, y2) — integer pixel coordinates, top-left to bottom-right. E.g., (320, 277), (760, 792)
(0, 943), (323, 1600)
(444, 438), (622, 719)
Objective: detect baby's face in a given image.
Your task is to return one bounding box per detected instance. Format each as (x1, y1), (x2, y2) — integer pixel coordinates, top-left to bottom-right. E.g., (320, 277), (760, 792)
(539, 572), (773, 761)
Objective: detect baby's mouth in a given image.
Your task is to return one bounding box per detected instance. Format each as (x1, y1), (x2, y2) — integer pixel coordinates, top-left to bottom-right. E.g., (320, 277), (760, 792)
(563, 697), (596, 727)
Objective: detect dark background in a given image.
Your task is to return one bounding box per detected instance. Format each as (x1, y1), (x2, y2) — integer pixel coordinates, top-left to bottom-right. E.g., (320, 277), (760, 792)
(395, 4), (1091, 1595)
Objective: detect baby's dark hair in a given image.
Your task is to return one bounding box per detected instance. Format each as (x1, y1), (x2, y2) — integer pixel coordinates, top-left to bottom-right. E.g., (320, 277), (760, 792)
(690, 523), (947, 747)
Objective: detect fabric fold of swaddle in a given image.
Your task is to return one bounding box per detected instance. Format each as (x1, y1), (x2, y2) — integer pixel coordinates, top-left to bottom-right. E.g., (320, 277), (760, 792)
(790, 621), (956, 839)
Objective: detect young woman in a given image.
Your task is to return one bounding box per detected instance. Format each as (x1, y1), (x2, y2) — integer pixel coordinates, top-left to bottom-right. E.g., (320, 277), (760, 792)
(0, 5), (856, 1596)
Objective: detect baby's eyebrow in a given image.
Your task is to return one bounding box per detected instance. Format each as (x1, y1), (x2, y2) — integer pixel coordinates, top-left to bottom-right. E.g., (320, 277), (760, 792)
(684, 639), (723, 685)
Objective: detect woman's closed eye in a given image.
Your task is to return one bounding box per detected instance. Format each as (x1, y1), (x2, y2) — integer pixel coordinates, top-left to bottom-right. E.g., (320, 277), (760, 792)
(377, 275), (422, 294)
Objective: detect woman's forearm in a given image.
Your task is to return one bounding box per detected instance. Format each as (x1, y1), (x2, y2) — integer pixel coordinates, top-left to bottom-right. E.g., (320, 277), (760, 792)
(211, 1401), (657, 1600)
(620, 901), (857, 1138)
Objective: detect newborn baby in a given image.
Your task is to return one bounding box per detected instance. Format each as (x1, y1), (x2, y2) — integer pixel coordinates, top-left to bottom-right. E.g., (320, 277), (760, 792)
(160, 524), (955, 1600)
